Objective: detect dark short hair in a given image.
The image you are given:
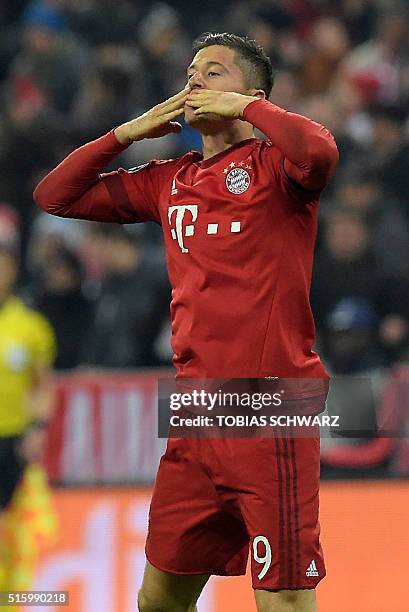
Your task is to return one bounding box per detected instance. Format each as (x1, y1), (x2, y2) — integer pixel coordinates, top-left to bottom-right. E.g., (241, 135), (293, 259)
(192, 32), (274, 97)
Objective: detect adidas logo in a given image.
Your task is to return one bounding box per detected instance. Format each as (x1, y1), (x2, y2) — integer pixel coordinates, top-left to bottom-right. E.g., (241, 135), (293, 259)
(306, 560), (319, 577)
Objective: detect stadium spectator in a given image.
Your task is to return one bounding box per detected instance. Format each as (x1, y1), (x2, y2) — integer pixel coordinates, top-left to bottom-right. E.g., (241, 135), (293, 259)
(0, 81), (63, 223)
(332, 167), (409, 276)
(324, 297), (385, 374)
(298, 17), (350, 97)
(344, 6), (409, 104)
(312, 207), (409, 357)
(311, 209), (378, 325)
(27, 245), (93, 370)
(376, 277), (409, 364)
(138, 2), (191, 105)
(64, 0), (140, 47)
(70, 63), (135, 144)
(81, 224), (170, 368)
(7, 1), (84, 115)
(341, 0), (378, 46)
(366, 103), (409, 209)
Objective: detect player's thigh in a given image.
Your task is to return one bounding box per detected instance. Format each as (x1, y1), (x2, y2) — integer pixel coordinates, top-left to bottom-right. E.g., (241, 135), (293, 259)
(146, 437), (249, 577)
(254, 588), (317, 612)
(138, 561), (210, 611)
(235, 432), (325, 590)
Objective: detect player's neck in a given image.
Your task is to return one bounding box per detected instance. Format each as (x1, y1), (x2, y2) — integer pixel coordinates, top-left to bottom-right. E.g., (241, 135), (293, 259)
(201, 122), (254, 161)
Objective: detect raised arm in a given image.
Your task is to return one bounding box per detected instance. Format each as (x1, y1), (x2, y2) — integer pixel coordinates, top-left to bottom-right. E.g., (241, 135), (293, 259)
(33, 131), (133, 222)
(186, 91), (339, 192)
(34, 89), (189, 223)
(241, 99), (339, 192)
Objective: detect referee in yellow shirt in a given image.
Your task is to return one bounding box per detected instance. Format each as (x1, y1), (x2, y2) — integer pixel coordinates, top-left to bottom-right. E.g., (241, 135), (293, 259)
(0, 242), (56, 523)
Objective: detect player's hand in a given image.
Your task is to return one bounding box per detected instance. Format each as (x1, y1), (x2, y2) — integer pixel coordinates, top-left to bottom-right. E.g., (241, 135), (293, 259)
(114, 88), (189, 144)
(185, 89), (258, 120)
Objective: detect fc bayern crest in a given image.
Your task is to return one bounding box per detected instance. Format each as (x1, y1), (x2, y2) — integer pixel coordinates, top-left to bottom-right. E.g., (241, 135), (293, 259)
(225, 165), (251, 194)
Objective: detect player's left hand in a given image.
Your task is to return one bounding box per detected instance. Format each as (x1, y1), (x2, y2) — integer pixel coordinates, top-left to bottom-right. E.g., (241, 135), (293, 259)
(185, 89), (259, 119)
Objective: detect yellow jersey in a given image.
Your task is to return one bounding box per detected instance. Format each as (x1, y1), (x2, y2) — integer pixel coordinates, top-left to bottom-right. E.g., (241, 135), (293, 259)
(0, 297), (56, 436)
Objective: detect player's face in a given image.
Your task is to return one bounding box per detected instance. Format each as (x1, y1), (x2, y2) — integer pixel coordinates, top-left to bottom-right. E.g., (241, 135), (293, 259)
(185, 45), (247, 130)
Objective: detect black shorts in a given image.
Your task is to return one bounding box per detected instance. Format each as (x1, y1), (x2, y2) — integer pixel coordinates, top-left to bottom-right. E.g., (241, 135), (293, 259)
(0, 436), (25, 510)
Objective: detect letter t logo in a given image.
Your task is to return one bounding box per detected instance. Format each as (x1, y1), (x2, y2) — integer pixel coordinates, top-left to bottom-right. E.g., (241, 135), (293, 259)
(168, 205), (198, 253)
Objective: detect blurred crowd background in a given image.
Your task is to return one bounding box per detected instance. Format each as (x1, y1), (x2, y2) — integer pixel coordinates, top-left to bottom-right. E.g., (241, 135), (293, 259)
(0, 0), (408, 376)
(0, 1), (408, 597)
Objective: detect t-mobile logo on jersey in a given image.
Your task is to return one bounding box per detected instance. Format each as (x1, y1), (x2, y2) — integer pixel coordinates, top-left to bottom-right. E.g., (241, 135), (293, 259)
(168, 205), (198, 253)
(168, 205), (242, 253)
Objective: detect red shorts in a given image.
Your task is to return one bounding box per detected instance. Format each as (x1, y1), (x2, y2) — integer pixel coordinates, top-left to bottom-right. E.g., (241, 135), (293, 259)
(146, 430), (325, 590)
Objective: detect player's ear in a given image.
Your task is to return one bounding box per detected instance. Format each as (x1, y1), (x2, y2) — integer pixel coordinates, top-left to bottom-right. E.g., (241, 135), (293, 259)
(247, 88), (266, 100)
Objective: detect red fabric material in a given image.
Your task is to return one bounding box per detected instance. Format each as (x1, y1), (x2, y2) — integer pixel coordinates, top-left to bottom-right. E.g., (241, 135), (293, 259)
(34, 130), (140, 223)
(34, 128), (177, 224)
(146, 434), (324, 589)
(242, 99), (339, 191)
(34, 106), (339, 381)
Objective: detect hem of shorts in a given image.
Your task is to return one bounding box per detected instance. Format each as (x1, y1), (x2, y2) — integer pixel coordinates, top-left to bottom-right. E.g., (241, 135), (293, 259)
(146, 552), (246, 578)
(252, 576), (326, 591)
(253, 584), (322, 591)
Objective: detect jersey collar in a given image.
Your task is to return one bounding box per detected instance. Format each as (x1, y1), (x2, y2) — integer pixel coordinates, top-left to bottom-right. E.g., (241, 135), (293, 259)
(194, 138), (258, 169)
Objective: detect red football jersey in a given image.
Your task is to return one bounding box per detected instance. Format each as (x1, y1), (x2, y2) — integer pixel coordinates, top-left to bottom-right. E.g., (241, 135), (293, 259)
(34, 100), (339, 386)
(102, 139), (324, 380)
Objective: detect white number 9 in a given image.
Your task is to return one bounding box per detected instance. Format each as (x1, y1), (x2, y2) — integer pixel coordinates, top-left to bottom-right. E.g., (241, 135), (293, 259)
(253, 535), (272, 579)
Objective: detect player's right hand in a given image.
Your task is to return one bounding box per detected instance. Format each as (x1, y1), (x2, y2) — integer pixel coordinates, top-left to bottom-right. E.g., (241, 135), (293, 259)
(114, 88), (189, 145)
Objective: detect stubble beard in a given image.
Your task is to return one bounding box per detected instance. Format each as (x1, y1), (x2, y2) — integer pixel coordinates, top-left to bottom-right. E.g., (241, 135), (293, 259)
(184, 109), (233, 135)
